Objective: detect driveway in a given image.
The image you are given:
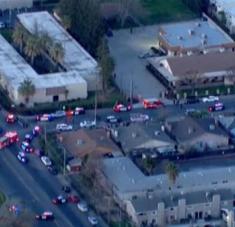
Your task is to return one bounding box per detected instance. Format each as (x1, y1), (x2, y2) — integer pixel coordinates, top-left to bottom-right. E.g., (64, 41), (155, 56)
(108, 25), (165, 99)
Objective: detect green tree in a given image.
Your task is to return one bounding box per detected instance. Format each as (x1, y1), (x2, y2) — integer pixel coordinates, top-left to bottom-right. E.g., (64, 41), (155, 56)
(24, 36), (42, 64)
(97, 39), (114, 92)
(57, 0), (104, 54)
(49, 42), (65, 64)
(40, 32), (53, 52)
(18, 79), (36, 103)
(12, 23), (27, 52)
(143, 157), (155, 174)
(165, 161), (179, 186)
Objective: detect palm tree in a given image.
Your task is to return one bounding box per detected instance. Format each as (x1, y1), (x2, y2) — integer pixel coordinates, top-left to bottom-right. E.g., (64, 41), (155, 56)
(40, 32), (53, 53)
(12, 23), (27, 53)
(165, 161), (179, 187)
(24, 36), (42, 65)
(18, 79), (36, 103)
(49, 42), (65, 64)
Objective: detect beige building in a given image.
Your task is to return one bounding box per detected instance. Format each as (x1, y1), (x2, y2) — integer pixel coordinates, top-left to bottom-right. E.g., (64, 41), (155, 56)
(126, 189), (233, 227)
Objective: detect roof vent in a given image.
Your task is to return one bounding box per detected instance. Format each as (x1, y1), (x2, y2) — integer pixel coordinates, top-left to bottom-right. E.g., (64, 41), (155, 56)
(188, 127), (193, 134)
(161, 125), (165, 131)
(209, 124), (215, 130)
(154, 131), (160, 136)
(77, 139), (84, 145)
(131, 178), (135, 184)
(148, 194), (153, 199)
(196, 22), (201, 27)
(201, 33), (207, 39)
(132, 132), (137, 138)
(201, 39), (207, 46)
(177, 36), (183, 40)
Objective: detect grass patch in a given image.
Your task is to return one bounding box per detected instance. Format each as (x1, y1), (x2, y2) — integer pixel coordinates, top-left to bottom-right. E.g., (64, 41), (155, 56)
(0, 28), (13, 43)
(140, 0), (197, 24)
(0, 191), (6, 207)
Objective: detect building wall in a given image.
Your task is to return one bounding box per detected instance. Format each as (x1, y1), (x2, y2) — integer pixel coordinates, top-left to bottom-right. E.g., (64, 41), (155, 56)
(0, 0), (33, 10)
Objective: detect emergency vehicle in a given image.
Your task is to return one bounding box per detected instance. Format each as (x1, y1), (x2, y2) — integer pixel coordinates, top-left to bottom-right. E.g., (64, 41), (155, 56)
(143, 98), (163, 109)
(0, 131), (19, 149)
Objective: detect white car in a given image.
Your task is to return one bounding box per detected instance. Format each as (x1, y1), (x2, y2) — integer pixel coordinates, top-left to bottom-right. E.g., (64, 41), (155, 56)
(88, 216), (98, 225)
(51, 111), (66, 118)
(56, 123), (73, 131)
(130, 113), (149, 122)
(80, 120), (96, 128)
(77, 201), (88, 212)
(41, 156), (52, 166)
(202, 96), (219, 103)
(17, 152), (28, 163)
(106, 115), (120, 124)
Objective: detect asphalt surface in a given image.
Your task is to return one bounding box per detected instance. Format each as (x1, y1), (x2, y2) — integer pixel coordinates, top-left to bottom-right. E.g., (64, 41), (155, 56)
(0, 95), (235, 226)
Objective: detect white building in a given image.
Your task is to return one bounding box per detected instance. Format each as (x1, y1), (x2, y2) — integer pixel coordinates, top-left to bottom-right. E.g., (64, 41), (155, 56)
(0, 11), (101, 106)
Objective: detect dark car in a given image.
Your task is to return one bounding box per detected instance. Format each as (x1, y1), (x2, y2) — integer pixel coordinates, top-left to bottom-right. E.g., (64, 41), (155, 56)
(62, 185), (71, 193)
(186, 96), (200, 104)
(24, 133), (34, 143)
(47, 166), (58, 175)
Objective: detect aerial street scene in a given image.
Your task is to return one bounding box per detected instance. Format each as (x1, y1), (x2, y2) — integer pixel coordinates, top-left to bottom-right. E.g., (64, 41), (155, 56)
(2, 0), (235, 226)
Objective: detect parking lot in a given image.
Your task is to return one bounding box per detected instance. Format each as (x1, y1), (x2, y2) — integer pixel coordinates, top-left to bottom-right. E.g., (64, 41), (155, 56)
(108, 25), (166, 99)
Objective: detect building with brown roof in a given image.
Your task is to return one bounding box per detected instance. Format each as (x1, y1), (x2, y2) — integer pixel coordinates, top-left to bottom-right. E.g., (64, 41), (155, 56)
(58, 128), (121, 158)
(147, 51), (235, 91)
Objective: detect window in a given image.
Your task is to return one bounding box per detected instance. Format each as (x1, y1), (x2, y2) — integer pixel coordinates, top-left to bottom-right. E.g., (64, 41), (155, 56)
(53, 95), (59, 102)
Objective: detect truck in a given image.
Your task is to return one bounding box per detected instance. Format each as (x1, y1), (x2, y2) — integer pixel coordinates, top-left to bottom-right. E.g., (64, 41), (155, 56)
(0, 131), (19, 149)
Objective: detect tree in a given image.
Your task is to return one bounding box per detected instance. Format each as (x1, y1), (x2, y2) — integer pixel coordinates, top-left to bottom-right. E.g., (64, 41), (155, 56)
(143, 157), (155, 175)
(165, 161), (179, 186)
(24, 36), (42, 65)
(39, 32), (53, 53)
(49, 42), (65, 64)
(12, 23), (27, 53)
(57, 0), (104, 54)
(18, 79), (36, 103)
(97, 39), (114, 92)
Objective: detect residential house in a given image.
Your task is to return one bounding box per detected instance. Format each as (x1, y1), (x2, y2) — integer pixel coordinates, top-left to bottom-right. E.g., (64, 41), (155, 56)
(165, 116), (229, 153)
(125, 189), (233, 227)
(112, 122), (176, 155)
(59, 128), (122, 159)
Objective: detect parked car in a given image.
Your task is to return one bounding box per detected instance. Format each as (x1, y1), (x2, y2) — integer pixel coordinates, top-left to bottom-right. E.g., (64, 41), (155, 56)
(208, 102), (224, 112)
(6, 113), (17, 123)
(88, 216), (98, 225)
(143, 98), (163, 109)
(56, 123), (73, 132)
(36, 114), (54, 122)
(52, 195), (67, 205)
(77, 201), (88, 212)
(51, 110), (66, 118)
(35, 211), (54, 221)
(202, 96), (219, 103)
(80, 120), (96, 128)
(47, 166), (58, 175)
(74, 107), (85, 115)
(106, 115), (121, 124)
(67, 195), (79, 203)
(130, 113), (149, 123)
(21, 141), (34, 153)
(41, 156), (52, 166)
(186, 96), (200, 104)
(113, 103), (132, 112)
(17, 152), (28, 163)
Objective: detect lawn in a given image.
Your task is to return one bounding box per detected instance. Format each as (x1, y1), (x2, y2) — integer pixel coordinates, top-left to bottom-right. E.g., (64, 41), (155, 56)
(0, 191), (6, 207)
(140, 0), (197, 24)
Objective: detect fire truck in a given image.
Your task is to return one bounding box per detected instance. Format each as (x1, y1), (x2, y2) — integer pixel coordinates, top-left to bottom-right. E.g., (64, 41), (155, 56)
(0, 131), (19, 149)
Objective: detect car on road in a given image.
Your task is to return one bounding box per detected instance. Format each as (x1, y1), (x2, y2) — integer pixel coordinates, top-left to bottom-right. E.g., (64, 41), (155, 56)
(33, 125), (41, 136)
(6, 114), (17, 123)
(47, 166), (58, 175)
(88, 216), (98, 225)
(36, 114), (54, 122)
(35, 211), (54, 221)
(80, 120), (96, 129)
(130, 113), (149, 123)
(77, 201), (88, 212)
(56, 123), (73, 132)
(24, 133), (34, 143)
(21, 141), (34, 153)
(52, 195), (67, 205)
(41, 156), (52, 166)
(74, 107), (85, 115)
(17, 152), (28, 163)
(202, 96), (219, 103)
(185, 108), (202, 116)
(51, 110), (66, 118)
(106, 115), (121, 124)
(143, 98), (163, 109)
(113, 103), (132, 112)
(62, 185), (71, 193)
(67, 195), (79, 203)
(208, 102), (224, 112)
(186, 96), (200, 104)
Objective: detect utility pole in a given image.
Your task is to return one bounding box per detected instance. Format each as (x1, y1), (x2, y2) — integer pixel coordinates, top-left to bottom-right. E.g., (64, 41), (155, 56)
(94, 75), (98, 126)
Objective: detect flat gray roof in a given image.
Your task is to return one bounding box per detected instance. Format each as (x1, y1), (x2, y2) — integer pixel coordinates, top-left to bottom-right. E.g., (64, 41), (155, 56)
(160, 19), (233, 49)
(17, 11), (98, 75)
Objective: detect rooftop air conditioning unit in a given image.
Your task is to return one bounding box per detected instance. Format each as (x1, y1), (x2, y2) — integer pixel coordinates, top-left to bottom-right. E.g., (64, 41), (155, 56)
(201, 33), (207, 39)
(177, 36), (183, 40)
(196, 22), (201, 27)
(188, 29), (194, 36)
